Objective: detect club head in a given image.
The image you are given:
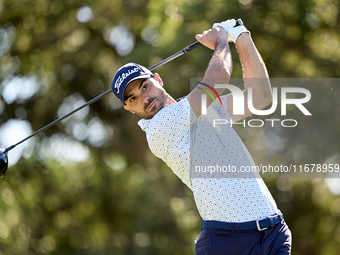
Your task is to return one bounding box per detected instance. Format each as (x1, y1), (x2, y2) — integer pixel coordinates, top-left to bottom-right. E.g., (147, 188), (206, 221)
(0, 149), (8, 178)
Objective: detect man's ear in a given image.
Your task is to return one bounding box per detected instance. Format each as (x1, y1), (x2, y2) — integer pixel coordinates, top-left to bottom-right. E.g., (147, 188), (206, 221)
(124, 105), (135, 114)
(153, 73), (163, 87)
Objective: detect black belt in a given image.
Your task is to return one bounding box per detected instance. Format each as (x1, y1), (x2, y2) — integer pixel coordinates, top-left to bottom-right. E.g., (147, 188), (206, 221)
(202, 214), (283, 231)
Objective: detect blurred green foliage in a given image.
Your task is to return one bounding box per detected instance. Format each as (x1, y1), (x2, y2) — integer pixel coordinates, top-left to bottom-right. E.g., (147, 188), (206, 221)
(0, 0), (340, 254)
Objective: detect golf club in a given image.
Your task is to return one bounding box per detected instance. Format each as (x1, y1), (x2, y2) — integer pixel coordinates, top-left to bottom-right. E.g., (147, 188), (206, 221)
(0, 19), (243, 178)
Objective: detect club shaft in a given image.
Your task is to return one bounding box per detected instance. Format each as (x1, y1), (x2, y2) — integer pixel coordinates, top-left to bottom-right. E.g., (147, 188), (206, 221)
(147, 19), (242, 71)
(5, 42), (203, 153)
(5, 89), (113, 152)
(5, 18), (245, 153)
(148, 41), (202, 70)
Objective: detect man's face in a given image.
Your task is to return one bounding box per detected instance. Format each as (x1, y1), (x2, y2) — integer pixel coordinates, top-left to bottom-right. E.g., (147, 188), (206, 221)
(123, 73), (170, 119)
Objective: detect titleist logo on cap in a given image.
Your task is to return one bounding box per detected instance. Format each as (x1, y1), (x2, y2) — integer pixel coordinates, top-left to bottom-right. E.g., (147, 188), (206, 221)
(112, 63), (153, 103)
(114, 67), (140, 93)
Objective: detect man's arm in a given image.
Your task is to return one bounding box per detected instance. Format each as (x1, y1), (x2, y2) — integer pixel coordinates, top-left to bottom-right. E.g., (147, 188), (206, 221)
(187, 27), (232, 117)
(227, 33), (272, 122)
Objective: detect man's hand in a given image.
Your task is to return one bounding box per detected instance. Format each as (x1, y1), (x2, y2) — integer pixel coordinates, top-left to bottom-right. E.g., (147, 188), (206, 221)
(195, 27), (228, 50)
(213, 19), (250, 43)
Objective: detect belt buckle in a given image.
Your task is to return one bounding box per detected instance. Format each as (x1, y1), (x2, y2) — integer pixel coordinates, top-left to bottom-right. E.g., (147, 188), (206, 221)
(256, 219), (268, 231)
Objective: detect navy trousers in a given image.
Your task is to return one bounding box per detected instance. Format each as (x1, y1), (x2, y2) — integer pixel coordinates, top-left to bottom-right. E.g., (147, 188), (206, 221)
(195, 220), (291, 255)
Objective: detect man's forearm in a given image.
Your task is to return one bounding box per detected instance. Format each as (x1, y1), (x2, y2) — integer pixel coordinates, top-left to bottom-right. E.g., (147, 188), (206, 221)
(235, 33), (272, 109)
(188, 26), (233, 117)
(204, 39), (232, 80)
(187, 36), (232, 117)
(200, 39), (232, 100)
(235, 33), (269, 79)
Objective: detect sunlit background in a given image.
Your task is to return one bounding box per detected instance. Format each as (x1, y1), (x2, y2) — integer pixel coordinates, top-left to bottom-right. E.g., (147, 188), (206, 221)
(1, 0), (340, 254)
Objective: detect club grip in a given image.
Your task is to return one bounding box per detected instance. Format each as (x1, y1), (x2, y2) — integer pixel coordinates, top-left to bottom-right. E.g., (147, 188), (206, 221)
(235, 18), (243, 26)
(182, 41), (201, 53)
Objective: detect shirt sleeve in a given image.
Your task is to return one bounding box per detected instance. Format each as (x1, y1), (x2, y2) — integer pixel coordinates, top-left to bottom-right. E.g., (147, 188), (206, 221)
(209, 95), (233, 122)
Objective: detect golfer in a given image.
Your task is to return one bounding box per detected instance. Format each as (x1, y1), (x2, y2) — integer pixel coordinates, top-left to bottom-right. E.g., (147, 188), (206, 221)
(111, 19), (292, 254)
